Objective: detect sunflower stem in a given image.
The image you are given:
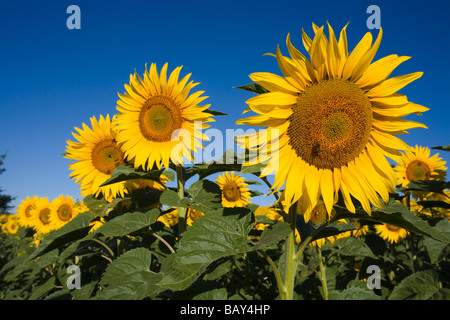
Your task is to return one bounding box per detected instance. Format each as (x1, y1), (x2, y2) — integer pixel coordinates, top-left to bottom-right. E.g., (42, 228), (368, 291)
(283, 203), (299, 300)
(176, 165), (187, 236)
(316, 247), (329, 300)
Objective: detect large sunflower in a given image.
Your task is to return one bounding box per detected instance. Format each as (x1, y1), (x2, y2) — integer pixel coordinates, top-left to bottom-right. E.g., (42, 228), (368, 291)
(216, 171), (252, 207)
(236, 22), (428, 219)
(394, 145), (447, 189)
(49, 195), (79, 229)
(65, 114), (127, 201)
(115, 63), (214, 170)
(16, 195), (38, 228)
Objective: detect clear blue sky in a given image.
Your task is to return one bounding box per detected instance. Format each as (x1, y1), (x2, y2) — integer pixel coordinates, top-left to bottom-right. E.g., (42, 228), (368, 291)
(1, 0), (449, 211)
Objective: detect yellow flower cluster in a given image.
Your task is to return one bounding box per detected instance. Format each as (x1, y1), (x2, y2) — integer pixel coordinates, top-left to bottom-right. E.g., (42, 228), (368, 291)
(1, 195), (89, 247)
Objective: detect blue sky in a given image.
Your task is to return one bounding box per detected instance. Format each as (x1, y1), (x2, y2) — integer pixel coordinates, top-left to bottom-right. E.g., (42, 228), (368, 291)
(1, 0), (449, 211)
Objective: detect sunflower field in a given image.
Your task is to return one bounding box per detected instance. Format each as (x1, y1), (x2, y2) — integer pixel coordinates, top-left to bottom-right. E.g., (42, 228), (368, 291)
(1, 23), (450, 301)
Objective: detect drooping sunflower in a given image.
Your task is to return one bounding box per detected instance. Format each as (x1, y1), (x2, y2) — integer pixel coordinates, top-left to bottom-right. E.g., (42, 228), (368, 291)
(115, 63), (214, 171)
(49, 195), (79, 229)
(394, 145), (447, 191)
(66, 114), (127, 201)
(16, 195), (38, 228)
(236, 22), (428, 218)
(29, 197), (54, 235)
(216, 171), (252, 207)
(375, 223), (408, 244)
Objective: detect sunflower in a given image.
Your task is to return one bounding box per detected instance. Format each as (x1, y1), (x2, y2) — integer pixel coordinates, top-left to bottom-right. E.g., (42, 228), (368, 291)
(49, 195), (79, 229)
(394, 145), (447, 197)
(216, 171), (252, 207)
(375, 223), (408, 244)
(5, 215), (19, 235)
(29, 197), (54, 235)
(157, 208), (179, 227)
(16, 195), (38, 228)
(236, 22), (428, 219)
(66, 114), (127, 201)
(115, 63), (214, 171)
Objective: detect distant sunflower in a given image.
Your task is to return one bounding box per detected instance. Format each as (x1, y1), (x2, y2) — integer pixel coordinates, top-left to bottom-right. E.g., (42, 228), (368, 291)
(29, 197), (54, 235)
(66, 114), (127, 201)
(216, 171), (252, 207)
(375, 223), (408, 244)
(16, 195), (38, 228)
(236, 22), (428, 218)
(157, 208), (179, 227)
(4, 215), (19, 235)
(49, 195), (79, 229)
(395, 145), (447, 192)
(115, 63), (214, 170)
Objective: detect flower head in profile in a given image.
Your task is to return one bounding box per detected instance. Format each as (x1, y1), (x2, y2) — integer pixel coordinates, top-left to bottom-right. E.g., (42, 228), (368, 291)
(115, 63), (214, 170)
(65, 114), (127, 201)
(236, 22), (428, 218)
(375, 223), (408, 244)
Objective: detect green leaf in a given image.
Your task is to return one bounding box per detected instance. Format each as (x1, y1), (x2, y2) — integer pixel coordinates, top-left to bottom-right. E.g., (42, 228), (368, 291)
(95, 209), (160, 237)
(187, 180), (222, 211)
(99, 164), (165, 187)
(160, 189), (184, 207)
(96, 248), (163, 300)
(432, 144), (450, 152)
(28, 276), (56, 300)
(337, 280), (381, 300)
(424, 236), (448, 264)
(235, 83), (269, 94)
(158, 208), (254, 291)
(334, 200), (450, 243)
(333, 237), (378, 259)
(389, 270), (440, 300)
(252, 221), (290, 251)
(206, 109), (228, 116)
(82, 195), (124, 217)
(400, 180), (450, 195)
(31, 212), (95, 259)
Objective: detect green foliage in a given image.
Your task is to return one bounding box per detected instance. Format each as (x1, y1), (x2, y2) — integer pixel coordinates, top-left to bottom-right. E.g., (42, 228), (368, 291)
(1, 154), (450, 300)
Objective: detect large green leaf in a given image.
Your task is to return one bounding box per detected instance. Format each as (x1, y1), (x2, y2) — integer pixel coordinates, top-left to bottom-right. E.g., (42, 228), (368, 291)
(99, 164), (165, 187)
(334, 200), (450, 243)
(96, 248), (163, 300)
(389, 270), (442, 300)
(252, 221), (290, 251)
(333, 237), (378, 259)
(158, 208), (254, 291)
(30, 212), (95, 259)
(94, 209), (160, 237)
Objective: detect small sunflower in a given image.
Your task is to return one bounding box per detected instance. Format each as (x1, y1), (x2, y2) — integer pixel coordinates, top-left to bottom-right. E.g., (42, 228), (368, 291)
(115, 63), (214, 170)
(395, 145), (447, 196)
(375, 223), (408, 244)
(2, 215), (19, 235)
(29, 197), (54, 235)
(66, 114), (127, 201)
(186, 208), (204, 226)
(49, 195), (79, 229)
(157, 208), (179, 227)
(216, 171), (252, 207)
(16, 195), (38, 228)
(236, 22), (428, 219)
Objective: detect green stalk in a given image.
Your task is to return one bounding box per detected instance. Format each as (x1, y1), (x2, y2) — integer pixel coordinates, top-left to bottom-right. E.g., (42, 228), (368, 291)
(316, 247), (329, 300)
(283, 203), (299, 300)
(176, 165), (187, 236)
